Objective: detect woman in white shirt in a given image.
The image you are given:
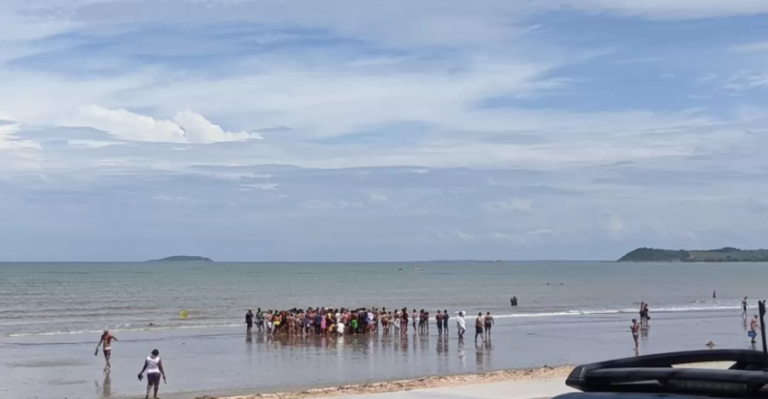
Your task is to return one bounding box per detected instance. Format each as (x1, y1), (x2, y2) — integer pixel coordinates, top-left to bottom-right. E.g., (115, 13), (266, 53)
(138, 349), (166, 399)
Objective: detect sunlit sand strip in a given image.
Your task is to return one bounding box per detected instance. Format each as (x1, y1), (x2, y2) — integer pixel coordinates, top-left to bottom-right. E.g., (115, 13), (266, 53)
(205, 366), (574, 399)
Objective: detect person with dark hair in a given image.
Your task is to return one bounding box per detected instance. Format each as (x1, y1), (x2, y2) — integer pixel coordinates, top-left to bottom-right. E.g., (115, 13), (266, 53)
(443, 310), (449, 334)
(630, 319), (640, 351)
(95, 330), (118, 371)
(484, 312), (494, 340)
(138, 349), (166, 399)
(245, 310), (254, 333)
(475, 312), (484, 343)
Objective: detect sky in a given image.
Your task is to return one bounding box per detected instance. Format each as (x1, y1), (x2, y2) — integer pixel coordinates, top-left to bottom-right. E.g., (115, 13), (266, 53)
(2, 0), (768, 261)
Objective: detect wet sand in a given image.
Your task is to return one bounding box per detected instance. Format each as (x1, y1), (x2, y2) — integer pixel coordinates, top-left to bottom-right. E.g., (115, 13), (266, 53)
(0, 309), (756, 399)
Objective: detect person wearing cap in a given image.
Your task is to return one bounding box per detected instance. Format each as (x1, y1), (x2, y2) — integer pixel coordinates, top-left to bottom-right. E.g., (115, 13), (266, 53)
(138, 349), (166, 399)
(95, 330), (118, 371)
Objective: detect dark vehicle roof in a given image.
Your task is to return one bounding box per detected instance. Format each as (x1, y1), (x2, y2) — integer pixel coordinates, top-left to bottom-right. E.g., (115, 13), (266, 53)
(552, 349), (768, 399)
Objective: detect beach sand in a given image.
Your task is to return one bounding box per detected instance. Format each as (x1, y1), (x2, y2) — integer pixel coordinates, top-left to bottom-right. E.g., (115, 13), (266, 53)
(206, 361), (735, 399)
(205, 366), (574, 399)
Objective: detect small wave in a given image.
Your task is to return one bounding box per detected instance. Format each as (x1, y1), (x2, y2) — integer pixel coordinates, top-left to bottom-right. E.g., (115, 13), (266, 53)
(457, 304), (741, 320)
(5, 304), (741, 337)
(5, 322), (243, 337)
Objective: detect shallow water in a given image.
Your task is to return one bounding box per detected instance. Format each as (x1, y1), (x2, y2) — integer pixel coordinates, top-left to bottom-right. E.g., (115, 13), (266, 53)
(1, 261), (766, 399)
(1, 261), (762, 336)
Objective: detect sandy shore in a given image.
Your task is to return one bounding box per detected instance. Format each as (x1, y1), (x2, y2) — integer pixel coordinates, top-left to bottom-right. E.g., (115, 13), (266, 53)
(202, 361), (735, 399)
(200, 366), (574, 399)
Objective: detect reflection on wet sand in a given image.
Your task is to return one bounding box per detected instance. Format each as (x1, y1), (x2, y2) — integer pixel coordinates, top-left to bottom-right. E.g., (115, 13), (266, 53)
(94, 371), (111, 398)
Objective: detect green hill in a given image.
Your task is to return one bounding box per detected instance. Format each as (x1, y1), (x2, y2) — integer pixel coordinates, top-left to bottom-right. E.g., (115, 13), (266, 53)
(147, 256), (213, 263)
(618, 247), (768, 262)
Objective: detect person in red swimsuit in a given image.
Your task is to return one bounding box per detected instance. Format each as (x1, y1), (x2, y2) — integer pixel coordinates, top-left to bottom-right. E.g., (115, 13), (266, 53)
(95, 330), (118, 371)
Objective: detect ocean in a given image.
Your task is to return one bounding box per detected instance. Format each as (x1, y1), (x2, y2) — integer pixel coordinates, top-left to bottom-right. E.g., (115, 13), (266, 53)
(1, 261), (765, 399)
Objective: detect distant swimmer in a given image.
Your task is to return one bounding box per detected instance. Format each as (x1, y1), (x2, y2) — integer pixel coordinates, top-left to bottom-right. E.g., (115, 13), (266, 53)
(456, 311), (466, 341)
(713, 291), (716, 299)
(749, 314), (760, 344)
(95, 330), (118, 371)
(474, 313), (484, 343)
(484, 312), (494, 340)
(245, 309), (254, 333)
(743, 297), (749, 318)
(630, 319), (640, 350)
(137, 349), (166, 399)
(510, 296), (518, 307)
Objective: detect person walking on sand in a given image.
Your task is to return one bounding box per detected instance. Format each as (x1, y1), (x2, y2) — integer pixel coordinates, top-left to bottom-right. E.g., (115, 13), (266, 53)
(630, 319), (640, 351)
(484, 312), (494, 340)
(750, 314), (760, 344)
(743, 297), (749, 318)
(95, 330), (118, 371)
(457, 311), (466, 341)
(474, 312), (484, 343)
(137, 349), (166, 399)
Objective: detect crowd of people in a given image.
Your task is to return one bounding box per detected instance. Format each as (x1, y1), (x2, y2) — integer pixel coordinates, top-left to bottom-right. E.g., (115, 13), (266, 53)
(244, 307), (496, 342)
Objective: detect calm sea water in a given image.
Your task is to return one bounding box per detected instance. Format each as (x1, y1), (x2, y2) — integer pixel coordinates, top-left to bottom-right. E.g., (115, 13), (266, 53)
(1, 261), (764, 337)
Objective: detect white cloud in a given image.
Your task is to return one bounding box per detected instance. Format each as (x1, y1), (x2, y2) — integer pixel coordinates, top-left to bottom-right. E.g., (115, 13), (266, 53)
(549, 0), (768, 19)
(729, 41), (768, 53)
(71, 106), (261, 144)
(484, 198), (533, 212)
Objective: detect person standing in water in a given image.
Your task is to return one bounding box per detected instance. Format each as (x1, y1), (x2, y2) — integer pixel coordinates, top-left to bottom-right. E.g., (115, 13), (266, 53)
(436, 310), (443, 335)
(750, 314), (760, 344)
(456, 311), (466, 341)
(474, 312), (484, 343)
(712, 291), (716, 299)
(630, 319), (640, 351)
(443, 309), (449, 335)
(743, 297), (749, 318)
(245, 310), (254, 333)
(95, 330), (118, 371)
(484, 312), (494, 340)
(138, 349), (166, 399)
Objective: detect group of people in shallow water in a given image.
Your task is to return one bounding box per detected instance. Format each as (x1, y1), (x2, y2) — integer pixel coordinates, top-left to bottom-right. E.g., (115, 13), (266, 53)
(244, 307), (495, 342)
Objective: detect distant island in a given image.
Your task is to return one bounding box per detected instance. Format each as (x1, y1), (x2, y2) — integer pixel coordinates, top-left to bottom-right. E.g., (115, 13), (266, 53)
(618, 247), (768, 262)
(147, 256), (213, 263)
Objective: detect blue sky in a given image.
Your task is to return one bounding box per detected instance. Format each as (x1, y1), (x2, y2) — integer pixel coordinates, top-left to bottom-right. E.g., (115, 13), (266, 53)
(2, 0), (768, 261)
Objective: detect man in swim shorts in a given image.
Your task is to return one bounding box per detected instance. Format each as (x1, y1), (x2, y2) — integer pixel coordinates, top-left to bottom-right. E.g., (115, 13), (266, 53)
(95, 330), (118, 371)
(475, 312), (484, 343)
(750, 314), (760, 344)
(256, 308), (264, 333)
(484, 312), (494, 340)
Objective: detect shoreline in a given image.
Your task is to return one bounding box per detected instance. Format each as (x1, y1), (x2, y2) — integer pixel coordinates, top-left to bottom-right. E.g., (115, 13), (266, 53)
(203, 366), (574, 399)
